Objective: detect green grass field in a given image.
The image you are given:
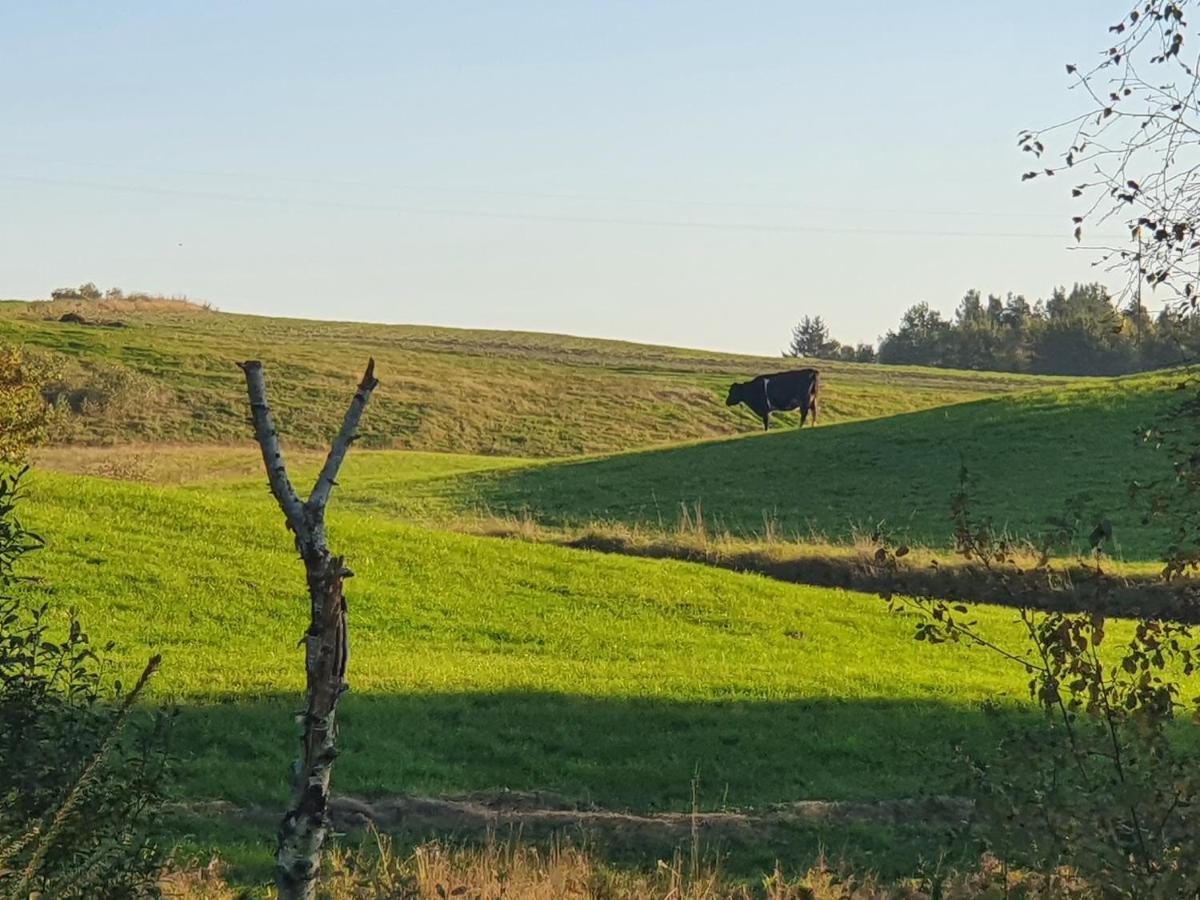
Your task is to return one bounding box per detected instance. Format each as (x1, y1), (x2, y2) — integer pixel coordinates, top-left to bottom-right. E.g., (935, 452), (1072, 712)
(18, 468), (1061, 877)
(9, 302), (1196, 885)
(25, 465), (1041, 801)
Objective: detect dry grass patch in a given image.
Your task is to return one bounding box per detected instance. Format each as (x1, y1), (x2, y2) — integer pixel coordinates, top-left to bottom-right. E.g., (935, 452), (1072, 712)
(33, 443), (326, 483)
(161, 838), (1088, 899)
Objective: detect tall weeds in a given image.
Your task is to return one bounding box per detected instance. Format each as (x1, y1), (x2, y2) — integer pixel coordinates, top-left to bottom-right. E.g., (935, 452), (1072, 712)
(162, 835), (1086, 899)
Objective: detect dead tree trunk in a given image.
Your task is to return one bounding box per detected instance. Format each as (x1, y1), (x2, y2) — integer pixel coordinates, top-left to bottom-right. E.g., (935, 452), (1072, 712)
(239, 358), (379, 900)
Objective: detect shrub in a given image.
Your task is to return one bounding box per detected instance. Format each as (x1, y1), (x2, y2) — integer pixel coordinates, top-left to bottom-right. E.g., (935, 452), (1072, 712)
(0, 468), (172, 898)
(50, 282), (102, 302)
(46, 283), (208, 310)
(40, 358), (170, 441)
(873, 462), (1200, 896)
(0, 345), (55, 463)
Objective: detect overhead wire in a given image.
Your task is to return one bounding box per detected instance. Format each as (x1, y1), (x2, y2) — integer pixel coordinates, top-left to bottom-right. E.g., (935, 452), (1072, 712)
(0, 173), (1126, 241)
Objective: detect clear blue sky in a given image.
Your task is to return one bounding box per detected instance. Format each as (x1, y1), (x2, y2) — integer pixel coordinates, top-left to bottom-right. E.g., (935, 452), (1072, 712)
(1, 2), (1126, 354)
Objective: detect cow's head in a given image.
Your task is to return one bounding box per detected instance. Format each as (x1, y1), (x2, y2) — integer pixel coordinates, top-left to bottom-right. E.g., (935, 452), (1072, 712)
(725, 382), (744, 406)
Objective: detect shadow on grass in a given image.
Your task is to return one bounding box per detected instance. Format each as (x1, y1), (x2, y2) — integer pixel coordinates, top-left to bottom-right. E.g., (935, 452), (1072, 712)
(165, 691), (1032, 879)
(465, 387), (1175, 558)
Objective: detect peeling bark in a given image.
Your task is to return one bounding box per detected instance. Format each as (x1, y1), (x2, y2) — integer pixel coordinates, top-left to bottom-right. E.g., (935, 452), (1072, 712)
(239, 358), (379, 900)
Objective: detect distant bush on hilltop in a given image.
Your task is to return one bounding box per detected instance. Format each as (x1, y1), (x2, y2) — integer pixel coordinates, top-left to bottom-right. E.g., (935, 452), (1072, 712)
(50, 282), (104, 302)
(48, 282), (211, 310)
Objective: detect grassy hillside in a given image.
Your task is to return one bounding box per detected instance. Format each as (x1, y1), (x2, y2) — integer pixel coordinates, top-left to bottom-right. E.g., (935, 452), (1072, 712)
(439, 372), (1183, 559)
(17, 467), (1067, 875)
(32, 373), (1185, 570)
(2, 299), (1065, 457)
(44, 370), (1180, 560)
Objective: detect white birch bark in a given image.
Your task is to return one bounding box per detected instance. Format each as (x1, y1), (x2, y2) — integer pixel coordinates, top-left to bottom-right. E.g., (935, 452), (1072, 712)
(239, 358), (379, 900)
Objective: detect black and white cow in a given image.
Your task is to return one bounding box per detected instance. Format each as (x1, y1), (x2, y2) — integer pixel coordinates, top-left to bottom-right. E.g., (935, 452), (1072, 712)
(725, 368), (819, 431)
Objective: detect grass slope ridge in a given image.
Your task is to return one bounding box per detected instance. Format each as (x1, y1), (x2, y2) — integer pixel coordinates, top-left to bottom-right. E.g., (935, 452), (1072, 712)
(34, 371), (1185, 560)
(157, 369), (1171, 561)
(99, 370), (1161, 561)
(2, 299), (1065, 456)
(448, 371), (1182, 559)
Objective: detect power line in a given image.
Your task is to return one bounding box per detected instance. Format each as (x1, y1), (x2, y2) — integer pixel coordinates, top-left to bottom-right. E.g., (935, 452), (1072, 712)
(0, 174), (1126, 241)
(0, 151), (1075, 220)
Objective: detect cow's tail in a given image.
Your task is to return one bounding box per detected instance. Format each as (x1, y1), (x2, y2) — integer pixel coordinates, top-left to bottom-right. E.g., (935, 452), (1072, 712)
(809, 371), (819, 426)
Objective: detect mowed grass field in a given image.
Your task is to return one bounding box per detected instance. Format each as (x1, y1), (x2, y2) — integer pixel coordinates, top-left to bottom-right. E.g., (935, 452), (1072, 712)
(18, 467), (1064, 877)
(24, 469), (1043, 802)
(2, 299), (1065, 455)
(11, 301), (1195, 883)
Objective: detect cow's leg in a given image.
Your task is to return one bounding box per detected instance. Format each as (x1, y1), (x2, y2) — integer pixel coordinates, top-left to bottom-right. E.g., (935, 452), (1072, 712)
(810, 396), (818, 426)
(800, 405), (809, 428)
(762, 411), (770, 431)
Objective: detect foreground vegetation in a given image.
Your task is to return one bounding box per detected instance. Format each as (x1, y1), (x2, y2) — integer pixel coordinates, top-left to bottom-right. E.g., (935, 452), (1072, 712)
(164, 837), (1079, 899)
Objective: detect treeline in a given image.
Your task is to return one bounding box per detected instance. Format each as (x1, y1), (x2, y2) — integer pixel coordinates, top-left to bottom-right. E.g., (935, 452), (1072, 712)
(787, 283), (1200, 375)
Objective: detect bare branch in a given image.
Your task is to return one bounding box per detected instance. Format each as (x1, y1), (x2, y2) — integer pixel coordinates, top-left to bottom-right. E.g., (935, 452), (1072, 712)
(308, 358), (379, 514)
(1027, 1), (1200, 308)
(239, 360), (306, 536)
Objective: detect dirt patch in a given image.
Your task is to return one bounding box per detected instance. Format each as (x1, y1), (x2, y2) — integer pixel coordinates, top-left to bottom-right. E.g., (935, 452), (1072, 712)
(175, 792), (972, 842)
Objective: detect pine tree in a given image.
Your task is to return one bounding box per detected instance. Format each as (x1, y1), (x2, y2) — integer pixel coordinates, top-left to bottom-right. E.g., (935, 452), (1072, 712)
(785, 316), (837, 358)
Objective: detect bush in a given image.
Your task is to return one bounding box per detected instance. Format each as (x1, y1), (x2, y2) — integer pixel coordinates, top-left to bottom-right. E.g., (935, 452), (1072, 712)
(40, 358), (170, 442)
(0, 468), (172, 898)
(873, 462), (1200, 896)
(50, 282), (102, 302)
(0, 346), (55, 463)
(47, 283), (207, 310)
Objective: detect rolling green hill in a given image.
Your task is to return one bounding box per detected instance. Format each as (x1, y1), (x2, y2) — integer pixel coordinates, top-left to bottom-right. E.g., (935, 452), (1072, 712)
(41, 369), (1181, 560)
(2, 298), (1067, 456)
(442, 371), (1185, 559)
